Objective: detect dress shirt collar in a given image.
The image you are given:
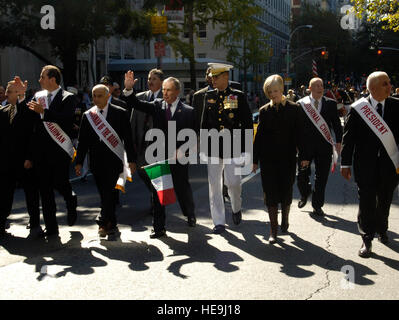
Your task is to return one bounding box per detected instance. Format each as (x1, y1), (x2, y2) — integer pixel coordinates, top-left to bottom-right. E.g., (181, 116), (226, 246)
(96, 103), (109, 119)
(48, 86), (61, 99)
(151, 88), (162, 99)
(164, 98), (179, 118)
(369, 95), (385, 109)
(310, 94), (322, 107)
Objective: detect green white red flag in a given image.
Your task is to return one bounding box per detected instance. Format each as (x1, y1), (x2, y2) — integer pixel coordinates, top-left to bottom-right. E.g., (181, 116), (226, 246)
(144, 161), (176, 206)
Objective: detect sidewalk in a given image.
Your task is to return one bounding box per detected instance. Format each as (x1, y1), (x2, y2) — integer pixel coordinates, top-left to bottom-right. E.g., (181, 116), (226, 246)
(0, 166), (398, 300)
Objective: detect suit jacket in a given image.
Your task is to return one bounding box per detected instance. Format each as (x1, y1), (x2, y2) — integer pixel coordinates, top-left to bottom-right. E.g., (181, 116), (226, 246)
(30, 89), (76, 163)
(76, 104), (136, 175)
(341, 96), (399, 185)
(301, 96), (343, 159)
(0, 101), (38, 171)
(111, 96), (127, 110)
(192, 85), (211, 133)
(130, 90), (163, 166)
(123, 93), (196, 162)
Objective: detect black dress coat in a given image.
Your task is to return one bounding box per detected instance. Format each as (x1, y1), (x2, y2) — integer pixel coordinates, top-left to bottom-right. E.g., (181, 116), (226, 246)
(253, 99), (305, 207)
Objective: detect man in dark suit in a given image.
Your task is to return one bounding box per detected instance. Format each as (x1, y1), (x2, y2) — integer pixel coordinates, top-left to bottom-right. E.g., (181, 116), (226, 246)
(27, 65), (78, 239)
(123, 71), (197, 239)
(0, 78), (40, 238)
(75, 84), (137, 237)
(130, 69), (164, 214)
(297, 77), (343, 216)
(341, 71), (399, 258)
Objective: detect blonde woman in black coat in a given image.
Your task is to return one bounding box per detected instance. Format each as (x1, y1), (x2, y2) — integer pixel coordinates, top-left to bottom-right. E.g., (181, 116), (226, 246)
(253, 75), (305, 244)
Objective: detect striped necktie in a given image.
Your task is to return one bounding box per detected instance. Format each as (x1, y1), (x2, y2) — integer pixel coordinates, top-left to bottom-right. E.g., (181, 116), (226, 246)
(314, 99), (319, 110)
(9, 104), (16, 124)
(47, 92), (53, 107)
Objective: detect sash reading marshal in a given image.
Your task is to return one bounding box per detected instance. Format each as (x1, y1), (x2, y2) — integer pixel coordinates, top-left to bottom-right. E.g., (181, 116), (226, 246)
(352, 97), (399, 174)
(298, 96), (338, 172)
(35, 90), (76, 160)
(85, 107), (132, 192)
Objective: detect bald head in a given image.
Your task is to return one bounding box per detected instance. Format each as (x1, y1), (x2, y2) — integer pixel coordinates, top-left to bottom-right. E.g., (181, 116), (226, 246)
(367, 71), (392, 102)
(92, 84), (110, 109)
(309, 77), (324, 100)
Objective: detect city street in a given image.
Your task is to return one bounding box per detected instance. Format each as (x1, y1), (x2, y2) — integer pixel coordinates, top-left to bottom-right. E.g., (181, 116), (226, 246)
(1, 163), (399, 301)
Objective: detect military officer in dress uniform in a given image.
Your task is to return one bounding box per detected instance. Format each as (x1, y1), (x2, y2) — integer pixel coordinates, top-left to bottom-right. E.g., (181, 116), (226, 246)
(200, 63), (253, 234)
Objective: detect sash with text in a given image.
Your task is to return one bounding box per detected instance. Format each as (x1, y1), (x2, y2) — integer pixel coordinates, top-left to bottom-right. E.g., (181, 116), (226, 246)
(299, 96), (338, 172)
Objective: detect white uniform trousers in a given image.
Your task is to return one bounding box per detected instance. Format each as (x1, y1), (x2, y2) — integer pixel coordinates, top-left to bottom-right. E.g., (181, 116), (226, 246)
(207, 162), (242, 226)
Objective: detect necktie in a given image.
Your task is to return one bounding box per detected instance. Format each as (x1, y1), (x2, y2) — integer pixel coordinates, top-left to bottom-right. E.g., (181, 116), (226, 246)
(100, 109), (103, 115)
(377, 103), (383, 117)
(149, 93), (154, 102)
(166, 103), (172, 121)
(47, 92), (52, 107)
(9, 104), (16, 124)
(314, 99), (319, 110)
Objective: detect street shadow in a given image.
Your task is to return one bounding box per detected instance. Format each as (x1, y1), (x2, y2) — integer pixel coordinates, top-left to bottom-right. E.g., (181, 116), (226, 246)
(90, 239), (164, 271)
(301, 211), (399, 257)
(0, 231), (107, 279)
(155, 222), (243, 279)
(218, 219), (376, 286)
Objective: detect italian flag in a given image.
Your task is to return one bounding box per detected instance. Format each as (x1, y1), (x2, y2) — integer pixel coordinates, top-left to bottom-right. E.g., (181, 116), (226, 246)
(144, 161), (176, 206)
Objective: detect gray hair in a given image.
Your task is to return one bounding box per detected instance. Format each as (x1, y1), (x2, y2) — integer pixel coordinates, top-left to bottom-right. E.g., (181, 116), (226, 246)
(367, 71), (388, 91)
(164, 77), (181, 91)
(92, 84), (109, 94)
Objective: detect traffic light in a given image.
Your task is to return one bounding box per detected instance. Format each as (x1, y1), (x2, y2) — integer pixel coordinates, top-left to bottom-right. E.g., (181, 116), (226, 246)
(321, 50), (329, 59)
(377, 49), (382, 56)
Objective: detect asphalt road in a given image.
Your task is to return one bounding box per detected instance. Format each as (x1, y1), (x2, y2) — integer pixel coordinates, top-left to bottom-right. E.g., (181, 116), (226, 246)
(1, 162), (399, 301)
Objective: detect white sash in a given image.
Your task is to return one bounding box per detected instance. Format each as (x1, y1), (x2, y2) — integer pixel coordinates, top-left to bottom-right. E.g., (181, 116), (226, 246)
(299, 96), (338, 172)
(35, 90), (75, 160)
(85, 107), (132, 192)
(352, 98), (399, 174)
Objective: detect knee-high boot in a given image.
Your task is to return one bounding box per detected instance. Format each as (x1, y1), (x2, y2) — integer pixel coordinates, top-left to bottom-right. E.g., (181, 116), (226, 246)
(281, 205), (290, 233)
(267, 206), (278, 244)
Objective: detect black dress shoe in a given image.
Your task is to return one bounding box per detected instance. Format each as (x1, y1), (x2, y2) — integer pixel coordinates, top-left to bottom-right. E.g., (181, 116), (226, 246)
(298, 197), (308, 209)
(232, 211), (242, 225)
(213, 225), (225, 234)
(312, 208), (325, 216)
(358, 241), (372, 258)
(150, 229), (167, 239)
(378, 233), (389, 244)
(187, 217), (196, 227)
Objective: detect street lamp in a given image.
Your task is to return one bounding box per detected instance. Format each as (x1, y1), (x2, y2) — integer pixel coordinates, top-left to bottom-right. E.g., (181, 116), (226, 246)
(286, 24), (313, 88)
